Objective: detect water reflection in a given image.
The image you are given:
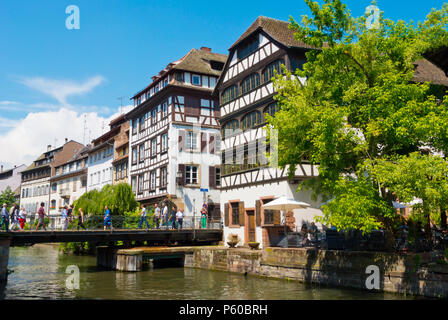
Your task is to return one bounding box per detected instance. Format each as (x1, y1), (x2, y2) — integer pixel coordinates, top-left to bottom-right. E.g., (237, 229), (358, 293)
(2, 244), (417, 300)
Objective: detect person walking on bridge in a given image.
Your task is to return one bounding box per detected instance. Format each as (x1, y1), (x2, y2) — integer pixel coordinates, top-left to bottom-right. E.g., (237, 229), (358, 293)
(18, 207), (27, 231)
(176, 209), (184, 230)
(138, 204), (149, 230)
(104, 205), (112, 230)
(77, 207), (87, 231)
(162, 203), (168, 229)
(153, 203), (161, 229)
(171, 206), (177, 229)
(9, 203), (19, 231)
(61, 206), (68, 231)
(35, 202), (47, 231)
(1, 203), (9, 231)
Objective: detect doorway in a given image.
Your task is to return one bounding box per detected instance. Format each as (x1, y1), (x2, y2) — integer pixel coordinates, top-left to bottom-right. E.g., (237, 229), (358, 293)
(245, 209), (256, 243)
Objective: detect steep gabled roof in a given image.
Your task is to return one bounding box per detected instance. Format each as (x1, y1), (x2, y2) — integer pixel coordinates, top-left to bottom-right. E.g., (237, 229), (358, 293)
(172, 48), (227, 77)
(131, 48), (227, 99)
(229, 16), (316, 50)
(413, 59), (448, 87)
(424, 46), (448, 75)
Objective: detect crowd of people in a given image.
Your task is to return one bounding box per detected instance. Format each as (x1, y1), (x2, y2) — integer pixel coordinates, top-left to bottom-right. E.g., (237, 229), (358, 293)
(0, 201), (210, 232)
(138, 202), (202, 231)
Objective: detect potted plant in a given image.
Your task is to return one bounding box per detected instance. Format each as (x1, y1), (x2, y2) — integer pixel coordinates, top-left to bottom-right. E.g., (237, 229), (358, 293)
(227, 233), (240, 248)
(248, 242), (260, 250)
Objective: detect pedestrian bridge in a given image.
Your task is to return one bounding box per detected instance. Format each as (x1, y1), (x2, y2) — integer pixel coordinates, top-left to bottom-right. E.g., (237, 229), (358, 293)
(5, 229), (222, 246)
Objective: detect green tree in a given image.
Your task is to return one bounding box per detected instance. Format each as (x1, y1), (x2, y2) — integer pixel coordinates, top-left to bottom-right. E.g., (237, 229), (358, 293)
(267, 0), (448, 233)
(73, 183), (138, 215)
(0, 186), (17, 208)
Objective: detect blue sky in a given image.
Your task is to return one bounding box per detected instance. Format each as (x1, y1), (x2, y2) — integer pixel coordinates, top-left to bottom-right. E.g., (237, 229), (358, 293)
(0, 0), (446, 167)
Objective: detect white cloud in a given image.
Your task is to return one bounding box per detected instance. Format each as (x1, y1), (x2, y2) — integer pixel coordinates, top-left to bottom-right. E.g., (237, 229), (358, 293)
(0, 101), (19, 105)
(18, 75), (106, 105)
(0, 105), (133, 166)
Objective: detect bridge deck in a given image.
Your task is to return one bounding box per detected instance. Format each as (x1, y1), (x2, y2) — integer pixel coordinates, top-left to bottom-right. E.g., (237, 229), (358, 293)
(6, 229), (222, 246)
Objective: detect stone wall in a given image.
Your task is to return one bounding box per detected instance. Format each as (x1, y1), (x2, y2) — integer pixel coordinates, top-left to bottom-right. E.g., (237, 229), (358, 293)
(0, 235), (11, 283)
(185, 247), (448, 298)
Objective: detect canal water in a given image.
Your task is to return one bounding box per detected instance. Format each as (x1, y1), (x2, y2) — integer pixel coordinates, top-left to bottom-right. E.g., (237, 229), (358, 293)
(2, 244), (417, 300)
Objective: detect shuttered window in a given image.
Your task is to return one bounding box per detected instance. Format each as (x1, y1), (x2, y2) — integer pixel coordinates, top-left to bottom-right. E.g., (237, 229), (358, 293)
(231, 202), (239, 225)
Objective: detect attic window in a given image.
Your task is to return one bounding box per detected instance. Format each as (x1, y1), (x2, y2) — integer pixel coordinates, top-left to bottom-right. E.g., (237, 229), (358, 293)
(192, 74), (201, 86)
(237, 35), (259, 60)
(210, 60), (224, 71)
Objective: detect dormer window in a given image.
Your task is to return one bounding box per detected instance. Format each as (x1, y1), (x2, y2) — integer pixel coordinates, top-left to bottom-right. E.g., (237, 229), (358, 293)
(175, 72), (184, 82)
(210, 60), (224, 71)
(192, 74), (201, 86)
(237, 35), (259, 60)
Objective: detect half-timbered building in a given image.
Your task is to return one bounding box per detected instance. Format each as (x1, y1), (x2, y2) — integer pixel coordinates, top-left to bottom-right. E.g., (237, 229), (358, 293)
(86, 115), (129, 192)
(20, 140), (84, 222)
(216, 16), (324, 248)
(127, 47), (227, 221)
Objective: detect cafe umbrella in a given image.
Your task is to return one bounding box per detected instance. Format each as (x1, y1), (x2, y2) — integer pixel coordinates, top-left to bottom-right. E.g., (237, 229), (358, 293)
(262, 197), (311, 247)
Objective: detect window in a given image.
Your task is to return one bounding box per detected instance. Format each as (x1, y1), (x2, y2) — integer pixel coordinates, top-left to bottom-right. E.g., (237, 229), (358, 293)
(161, 167), (167, 187)
(162, 101), (168, 118)
(131, 176), (137, 192)
(263, 59), (285, 83)
(238, 35), (259, 60)
(151, 108), (157, 124)
(175, 72), (184, 82)
(151, 138), (157, 157)
(139, 116), (145, 132)
(138, 174), (144, 193)
(222, 85), (238, 104)
(192, 74), (201, 86)
(186, 165), (198, 185)
(264, 102), (280, 118)
(290, 57), (305, 72)
(231, 202), (239, 225)
(81, 179), (87, 187)
(241, 110), (262, 130)
(161, 133), (168, 152)
(150, 171), (156, 190)
(222, 119), (239, 139)
(132, 147), (137, 165)
(216, 167), (221, 187)
(263, 199), (275, 224)
(132, 119), (137, 135)
(139, 144), (145, 162)
(186, 131), (198, 150)
(241, 73), (260, 94)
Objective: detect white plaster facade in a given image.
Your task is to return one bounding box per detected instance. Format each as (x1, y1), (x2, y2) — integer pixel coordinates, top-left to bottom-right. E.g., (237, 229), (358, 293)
(87, 145), (114, 192)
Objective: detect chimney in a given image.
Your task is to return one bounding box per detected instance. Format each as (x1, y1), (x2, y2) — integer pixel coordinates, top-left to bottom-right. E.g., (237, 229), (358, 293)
(1, 165), (3, 172)
(65, 138), (68, 143)
(47, 145), (52, 151)
(200, 47), (211, 52)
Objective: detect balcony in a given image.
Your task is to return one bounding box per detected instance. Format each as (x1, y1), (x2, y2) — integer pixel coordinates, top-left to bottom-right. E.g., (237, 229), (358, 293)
(59, 188), (70, 197)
